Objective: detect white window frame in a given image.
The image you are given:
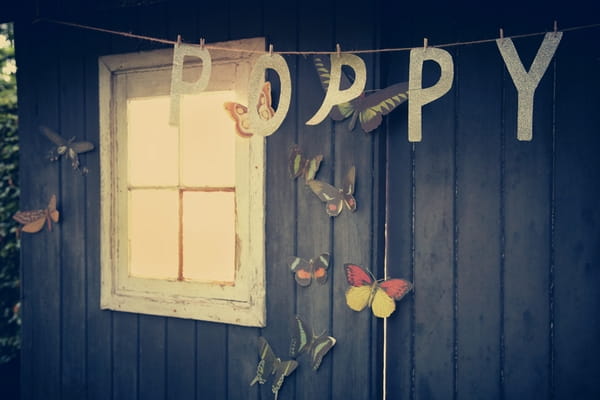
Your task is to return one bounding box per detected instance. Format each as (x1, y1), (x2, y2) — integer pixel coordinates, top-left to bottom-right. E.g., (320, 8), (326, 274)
(99, 37), (266, 327)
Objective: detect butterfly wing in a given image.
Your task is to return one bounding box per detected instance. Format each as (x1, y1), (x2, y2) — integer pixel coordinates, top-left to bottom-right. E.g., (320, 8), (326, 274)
(288, 145), (307, 179)
(224, 102), (253, 138)
(311, 253), (330, 285)
(345, 285), (373, 312)
(344, 263), (374, 287)
(70, 141), (95, 154)
(13, 209), (47, 233)
(379, 278), (413, 301)
(40, 125), (67, 146)
(289, 256), (313, 287)
(289, 315), (311, 357)
(271, 360), (298, 400)
(309, 334), (336, 371)
(356, 82), (409, 133)
(342, 166), (357, 212)
(257, 81), (275, 120)
(308, 180), (344, 217)
(370, 286), (397, 318)
(304, 155), (323, 182)
(250, 337), (277, 386)
(47, 194), (60, 224)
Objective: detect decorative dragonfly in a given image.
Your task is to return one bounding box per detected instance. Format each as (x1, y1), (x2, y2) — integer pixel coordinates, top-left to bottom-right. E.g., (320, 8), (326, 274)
(40, 125), (94, 174)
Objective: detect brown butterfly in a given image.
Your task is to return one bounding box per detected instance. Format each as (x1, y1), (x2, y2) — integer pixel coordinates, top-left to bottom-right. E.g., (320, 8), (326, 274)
(288, 144), (323, 183)
(41, 125), (94, 174)
(308, 166), (357, 217)
(13, 194), (59, 235)
(224, 81), (275, 138)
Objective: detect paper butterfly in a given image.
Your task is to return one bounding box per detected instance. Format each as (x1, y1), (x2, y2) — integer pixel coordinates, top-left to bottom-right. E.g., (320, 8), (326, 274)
(250, 336), (298, 400)
(224, 81), (275, 138)
(288, 144), (323, 183)
(308, 166), (356, 217)
(344, 263), (413, 318)
(289, 315), (336, 371)
(40, 125), (94, 174)
(312, 55), (408, 133)
(12, 194), (59, 235)
(288, 253), (330, 287)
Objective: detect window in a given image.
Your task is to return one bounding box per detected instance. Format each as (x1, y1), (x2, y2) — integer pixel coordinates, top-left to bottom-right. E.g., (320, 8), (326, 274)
(99, 38), (266, 326)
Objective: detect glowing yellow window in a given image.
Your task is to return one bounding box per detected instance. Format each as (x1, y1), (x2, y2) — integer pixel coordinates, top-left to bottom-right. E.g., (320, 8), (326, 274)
(99, 38), (266, 326)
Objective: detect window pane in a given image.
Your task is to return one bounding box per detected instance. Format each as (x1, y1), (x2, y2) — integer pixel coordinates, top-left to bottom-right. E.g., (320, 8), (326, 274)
(181, 91), (236, 187)
(128, 97), (179, 186)
(182, 191), (235, 282)
(129, 189), (179, 279)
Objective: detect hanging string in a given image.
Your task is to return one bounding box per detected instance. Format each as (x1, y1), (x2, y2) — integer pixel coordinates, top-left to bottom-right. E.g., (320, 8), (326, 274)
(34, 17), (600, 55)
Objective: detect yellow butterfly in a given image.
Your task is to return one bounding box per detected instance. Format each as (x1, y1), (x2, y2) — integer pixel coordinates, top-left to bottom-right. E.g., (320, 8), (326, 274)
(344, 263), (412, 318)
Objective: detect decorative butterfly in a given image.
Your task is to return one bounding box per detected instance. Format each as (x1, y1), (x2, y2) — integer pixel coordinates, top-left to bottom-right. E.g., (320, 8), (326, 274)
(288, 144), (323, 183)
(12, 194), (59, 235)
(312, 55), (409, 133)
(288, 253), (330, 287)
(250, 336), (298, 400)
(40, 125), (94, 174)
(344, 263), (413, 318)
(308, 166), (356, 217)
(224, 81), (275, 138)
(289, 315), (336, 371)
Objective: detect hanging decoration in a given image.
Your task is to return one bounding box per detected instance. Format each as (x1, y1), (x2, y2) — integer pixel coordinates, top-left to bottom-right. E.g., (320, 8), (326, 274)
(40, 126), (95, 174)
(344, 263), (413, 318)
(308, 166), (356, 217)
(250, 336), (298, 400)
(311, 55), (409, 133)
(288, 144), (323, 183)
(496, 31), (563, 141)
(12, 194), (59, 235)
(289, 315), (336, 371)
(169, 39), (212, 126)
(36, 18), (576, 142)
(224, 81), (275, 138)
(408, 43), (454, 142)
(288, 253), (330, 287)
(305, 50), (367, 127)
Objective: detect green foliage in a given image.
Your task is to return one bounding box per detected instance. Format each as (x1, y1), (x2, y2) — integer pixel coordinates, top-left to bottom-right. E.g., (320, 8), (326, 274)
(0, 22), (20, 364)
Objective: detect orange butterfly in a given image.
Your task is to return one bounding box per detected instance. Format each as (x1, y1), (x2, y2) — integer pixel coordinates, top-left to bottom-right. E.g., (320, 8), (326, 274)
(224, 81), (275, 138)
(12, 194), (59, 235)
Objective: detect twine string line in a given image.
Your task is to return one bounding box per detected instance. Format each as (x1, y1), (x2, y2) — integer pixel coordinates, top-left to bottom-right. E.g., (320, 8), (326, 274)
(35, 17), (600, 55)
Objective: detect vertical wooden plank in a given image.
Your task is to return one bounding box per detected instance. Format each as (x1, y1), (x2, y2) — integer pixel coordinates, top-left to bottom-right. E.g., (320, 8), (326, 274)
(410, 13), (457, 400)
(167, 318), (196, 400)
(554, 27), (600, 400)
(292, 1), (336, 400)
(381, 15), (414, 400)
(502, 32), (552, 399)
(21, 20), (62, 400)
(226, 2), (262, 399)
(331, 2), (380, 399)
(138, 315), (166, 400)
(58, 23), (88, 400)
(260, 1), (298, 399)
(83, 9), (113, 400)
(455, 41), (502, 399)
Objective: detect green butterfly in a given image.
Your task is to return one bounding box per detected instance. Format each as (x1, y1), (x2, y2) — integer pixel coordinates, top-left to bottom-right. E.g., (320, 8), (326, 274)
(250, 336), (298, 400)
(289, 315), (336, 371)
(312, 55), (409, 133)
(288, 144), (323, 183)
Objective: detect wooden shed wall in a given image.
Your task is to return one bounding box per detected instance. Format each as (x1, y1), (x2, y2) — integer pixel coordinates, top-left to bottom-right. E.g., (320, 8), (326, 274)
(12, 1), (600, 400)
